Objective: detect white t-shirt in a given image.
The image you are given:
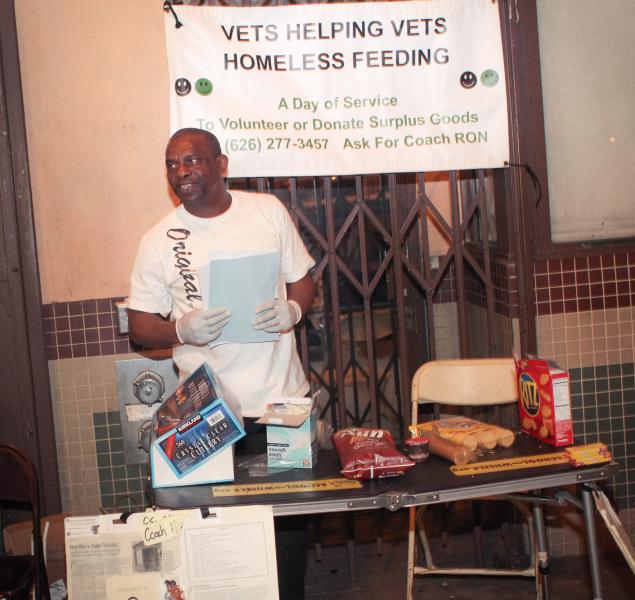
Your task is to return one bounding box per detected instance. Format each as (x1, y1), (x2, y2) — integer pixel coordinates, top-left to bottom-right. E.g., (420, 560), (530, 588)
(128, 190), (315, 418)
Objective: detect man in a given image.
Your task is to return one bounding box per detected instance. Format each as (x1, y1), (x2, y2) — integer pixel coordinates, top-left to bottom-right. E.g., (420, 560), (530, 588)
(128, 128), (315, 599)
(128, 127), (315, 416)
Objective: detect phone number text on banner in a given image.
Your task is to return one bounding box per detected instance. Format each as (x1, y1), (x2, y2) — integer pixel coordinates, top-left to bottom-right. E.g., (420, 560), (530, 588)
(165, 0), (509, 177)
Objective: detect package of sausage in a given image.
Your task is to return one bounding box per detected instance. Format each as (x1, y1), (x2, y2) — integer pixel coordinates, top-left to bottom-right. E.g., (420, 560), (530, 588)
(419, 417), (515, 451)
(409, 424), (476, 466)
(332, 428), (415, 479)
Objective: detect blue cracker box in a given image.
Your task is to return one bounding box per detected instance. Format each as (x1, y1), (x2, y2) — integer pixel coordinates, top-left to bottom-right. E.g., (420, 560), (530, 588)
(256, 394), (319, 469)
(150, 363), (245, 488)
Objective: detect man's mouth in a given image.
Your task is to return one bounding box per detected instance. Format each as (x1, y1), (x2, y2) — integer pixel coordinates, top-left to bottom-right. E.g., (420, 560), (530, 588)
(177, 181), (198, 193)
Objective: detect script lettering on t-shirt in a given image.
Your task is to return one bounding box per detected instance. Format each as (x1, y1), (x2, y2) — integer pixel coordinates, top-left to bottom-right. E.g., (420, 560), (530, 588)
(167, 228), (201, 303)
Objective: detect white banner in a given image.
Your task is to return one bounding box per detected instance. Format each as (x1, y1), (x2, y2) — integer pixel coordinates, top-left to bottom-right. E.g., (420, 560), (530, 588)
(165, 0), (509, 177)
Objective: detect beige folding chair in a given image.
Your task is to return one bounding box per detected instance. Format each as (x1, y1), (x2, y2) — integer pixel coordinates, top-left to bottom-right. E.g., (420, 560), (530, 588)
(406, 358), (545, 600)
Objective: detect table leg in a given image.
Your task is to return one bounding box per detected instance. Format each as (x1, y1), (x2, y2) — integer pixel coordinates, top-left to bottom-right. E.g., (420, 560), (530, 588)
(532, 502), (550, 600)
(581, 486), (603, 600)
(346, 512), (357, 580)
(311, 515), (323, 561)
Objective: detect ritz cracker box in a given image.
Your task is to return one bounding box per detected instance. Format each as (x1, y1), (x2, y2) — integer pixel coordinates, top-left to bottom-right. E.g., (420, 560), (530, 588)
(150, 362), (245, 488)
(516, 358), (573, 447)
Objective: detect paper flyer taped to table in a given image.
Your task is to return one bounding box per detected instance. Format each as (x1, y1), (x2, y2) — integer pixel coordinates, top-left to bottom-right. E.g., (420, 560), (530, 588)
(199, 251), (280, 346)
(64, 506), (279, 600)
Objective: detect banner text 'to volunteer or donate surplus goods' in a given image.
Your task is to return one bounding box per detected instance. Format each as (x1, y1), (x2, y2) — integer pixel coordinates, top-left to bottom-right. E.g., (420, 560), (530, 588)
(165, 0), (509, 178)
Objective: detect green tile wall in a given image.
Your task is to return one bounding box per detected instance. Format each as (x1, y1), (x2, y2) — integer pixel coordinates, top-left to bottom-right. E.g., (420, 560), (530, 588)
(93, 411), (149, 512)
(569, 362), (635, 509)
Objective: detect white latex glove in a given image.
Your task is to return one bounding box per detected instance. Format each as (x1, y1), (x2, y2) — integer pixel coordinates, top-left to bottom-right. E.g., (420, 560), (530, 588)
(175, 307), (231, 346)
(252, 299), (301, 333)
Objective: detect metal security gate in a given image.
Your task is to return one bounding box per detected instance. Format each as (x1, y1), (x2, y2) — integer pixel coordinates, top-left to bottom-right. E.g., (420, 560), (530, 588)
(230, 170), (514, 438)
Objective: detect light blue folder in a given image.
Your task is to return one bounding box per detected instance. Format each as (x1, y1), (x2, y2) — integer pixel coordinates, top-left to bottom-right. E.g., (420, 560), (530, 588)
(205, 251), (280, 347)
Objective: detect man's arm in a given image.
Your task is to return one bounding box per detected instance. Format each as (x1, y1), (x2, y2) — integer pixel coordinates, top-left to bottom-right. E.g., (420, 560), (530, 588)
(286, 272), (316, 322)
(128, 309), (179, 348)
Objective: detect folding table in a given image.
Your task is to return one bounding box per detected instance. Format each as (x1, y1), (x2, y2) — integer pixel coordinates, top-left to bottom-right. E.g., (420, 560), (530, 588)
(152, 435), (620, 599)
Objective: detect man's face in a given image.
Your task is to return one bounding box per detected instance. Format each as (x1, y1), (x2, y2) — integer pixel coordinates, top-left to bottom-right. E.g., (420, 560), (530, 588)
(165, 133), (228, 215)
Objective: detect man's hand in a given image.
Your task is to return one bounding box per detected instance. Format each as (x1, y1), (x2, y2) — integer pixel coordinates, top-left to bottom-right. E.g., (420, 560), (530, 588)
(252, 299), (301, 333)
(175, 307), (231, 345)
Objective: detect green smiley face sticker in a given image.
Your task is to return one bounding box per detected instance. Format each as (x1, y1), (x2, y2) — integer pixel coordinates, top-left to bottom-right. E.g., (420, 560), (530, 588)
(195, 78), (213, 96)
(481, 69), (499, 87)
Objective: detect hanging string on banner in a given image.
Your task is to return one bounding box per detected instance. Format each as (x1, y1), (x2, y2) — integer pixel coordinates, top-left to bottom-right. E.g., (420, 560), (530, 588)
(163, 1), (183, 29)
(505, 161), (542, 209)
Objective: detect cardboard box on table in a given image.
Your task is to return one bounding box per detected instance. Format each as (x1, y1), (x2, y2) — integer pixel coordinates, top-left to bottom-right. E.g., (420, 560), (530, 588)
(256, 393), (319, 469)
(516, 358), (573, 447)
(150, 363), (245, 488)
(3, 512), (70, 589)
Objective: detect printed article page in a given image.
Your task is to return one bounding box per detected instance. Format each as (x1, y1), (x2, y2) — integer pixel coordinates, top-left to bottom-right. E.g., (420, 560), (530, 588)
(65, 506), (278, 600)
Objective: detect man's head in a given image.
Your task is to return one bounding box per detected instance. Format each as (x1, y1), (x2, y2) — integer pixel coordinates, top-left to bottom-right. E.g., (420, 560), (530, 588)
(165, 128), (229, 218)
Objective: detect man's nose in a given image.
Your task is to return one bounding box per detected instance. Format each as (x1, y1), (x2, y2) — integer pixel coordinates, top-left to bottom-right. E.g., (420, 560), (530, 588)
(177, 161), (190, 177)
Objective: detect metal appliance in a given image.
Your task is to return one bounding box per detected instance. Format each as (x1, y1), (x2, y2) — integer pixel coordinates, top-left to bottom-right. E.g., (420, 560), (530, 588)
(115, 355), (179, 465)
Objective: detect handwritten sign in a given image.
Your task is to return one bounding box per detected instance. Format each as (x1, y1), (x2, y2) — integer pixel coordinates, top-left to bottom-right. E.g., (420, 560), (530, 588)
(136, 511), (189, 546)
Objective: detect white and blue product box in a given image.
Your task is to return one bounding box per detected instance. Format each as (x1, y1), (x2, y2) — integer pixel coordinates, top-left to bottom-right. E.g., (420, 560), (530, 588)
(256, 393), (319, 469)
(150, 363), (245, 488)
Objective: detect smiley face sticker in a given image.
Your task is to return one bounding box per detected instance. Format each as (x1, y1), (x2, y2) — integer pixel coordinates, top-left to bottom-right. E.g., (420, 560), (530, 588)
(481, 69), (499, 87)
(460, 71), (477, 89)
(175, 78), (191, 96)
(195, 78), (213, 96)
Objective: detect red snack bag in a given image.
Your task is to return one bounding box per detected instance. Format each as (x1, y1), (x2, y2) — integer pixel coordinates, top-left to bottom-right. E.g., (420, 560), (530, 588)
(332, 428), (415, 479)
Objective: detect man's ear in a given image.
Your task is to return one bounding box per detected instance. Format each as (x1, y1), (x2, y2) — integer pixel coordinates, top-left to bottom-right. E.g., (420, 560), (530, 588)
(216, 154), (229, 177)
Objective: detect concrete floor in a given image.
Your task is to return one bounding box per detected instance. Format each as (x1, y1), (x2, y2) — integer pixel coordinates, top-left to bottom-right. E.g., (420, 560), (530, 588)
(304, 513), (635, 600)
(305, 542), (634, 599)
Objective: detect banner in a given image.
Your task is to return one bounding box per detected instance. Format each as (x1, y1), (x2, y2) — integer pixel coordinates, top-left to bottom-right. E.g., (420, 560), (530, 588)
(165, 0), (509, 177)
